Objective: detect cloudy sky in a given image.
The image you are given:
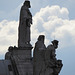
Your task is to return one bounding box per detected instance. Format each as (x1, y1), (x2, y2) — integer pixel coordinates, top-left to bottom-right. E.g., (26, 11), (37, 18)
(0, 0), (75, 75)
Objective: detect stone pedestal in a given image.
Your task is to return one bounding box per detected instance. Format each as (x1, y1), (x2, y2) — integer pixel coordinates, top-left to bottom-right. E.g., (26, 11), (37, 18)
(5, 46), (33, 75)
(12, 47), (33, 75)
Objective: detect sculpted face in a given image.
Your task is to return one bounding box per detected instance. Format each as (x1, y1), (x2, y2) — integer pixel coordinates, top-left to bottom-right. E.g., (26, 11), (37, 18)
(24, 1), (31, 8)
(38, 35), (45, 43)
(51, 40), (59, 49)
(53, 43), (58, 49)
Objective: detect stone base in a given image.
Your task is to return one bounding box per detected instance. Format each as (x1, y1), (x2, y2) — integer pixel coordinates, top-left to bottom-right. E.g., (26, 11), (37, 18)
(5, 46), (33, 75)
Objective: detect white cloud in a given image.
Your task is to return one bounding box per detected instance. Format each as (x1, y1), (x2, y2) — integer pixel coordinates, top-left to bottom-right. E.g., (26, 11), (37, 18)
(0, 5), (75, 57)
(32, 5), (75, 48)
(0, 20), (18, 56)
(33, 6), (69, 20)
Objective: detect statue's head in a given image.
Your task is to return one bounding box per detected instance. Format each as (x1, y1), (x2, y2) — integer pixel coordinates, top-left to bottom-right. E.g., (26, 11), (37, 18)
(51, 40), (59, 49)
(38, 35), (45, 43)
(8, 46), (13, 52)
(24, 0), (31, 8)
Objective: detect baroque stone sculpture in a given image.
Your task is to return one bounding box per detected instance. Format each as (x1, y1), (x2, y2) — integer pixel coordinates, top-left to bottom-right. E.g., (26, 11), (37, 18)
(0, 0), (63, 75)
(45, 40), (63, 75)
(18, 0), (32, 48)
(33, 35), (46, 75)
(33, 37), (63, 75)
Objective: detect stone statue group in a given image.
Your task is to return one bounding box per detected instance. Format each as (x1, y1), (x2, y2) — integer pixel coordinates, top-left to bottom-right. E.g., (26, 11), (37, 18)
(18, 0), (63, 75)
(33, 35), (63, 75)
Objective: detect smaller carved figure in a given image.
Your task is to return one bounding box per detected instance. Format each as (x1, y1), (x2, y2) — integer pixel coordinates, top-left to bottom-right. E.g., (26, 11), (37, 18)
(5, 46), (13, 60)
(45, 40), (63, 75)
(33, 35), (46, 75)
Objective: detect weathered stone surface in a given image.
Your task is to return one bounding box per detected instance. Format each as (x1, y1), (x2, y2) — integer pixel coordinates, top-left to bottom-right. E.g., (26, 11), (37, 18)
(33, 35), (46, 75)
(11, 48), (33, 75)
(18, 0), (32, 48)
(4, 0), (63, 75)
(33, 38), (63, 75)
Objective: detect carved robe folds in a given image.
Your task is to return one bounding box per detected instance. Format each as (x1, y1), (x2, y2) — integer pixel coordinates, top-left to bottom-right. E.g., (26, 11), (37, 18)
(18, 5), (32, 47)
